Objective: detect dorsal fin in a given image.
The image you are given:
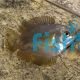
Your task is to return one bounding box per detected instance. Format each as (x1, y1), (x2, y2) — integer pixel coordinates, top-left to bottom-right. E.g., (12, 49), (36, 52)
(19, 16), (55, 44)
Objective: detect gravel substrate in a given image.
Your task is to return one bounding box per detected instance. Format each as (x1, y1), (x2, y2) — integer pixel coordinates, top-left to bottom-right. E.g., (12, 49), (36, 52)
(0, 0), (80, 80)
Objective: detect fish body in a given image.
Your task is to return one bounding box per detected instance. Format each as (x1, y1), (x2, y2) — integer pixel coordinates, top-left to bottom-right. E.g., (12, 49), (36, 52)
(17, 16), (68, 65)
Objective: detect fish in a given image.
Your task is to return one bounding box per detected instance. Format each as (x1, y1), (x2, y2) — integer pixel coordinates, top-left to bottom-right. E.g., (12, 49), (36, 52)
(12, 16), (67, 65)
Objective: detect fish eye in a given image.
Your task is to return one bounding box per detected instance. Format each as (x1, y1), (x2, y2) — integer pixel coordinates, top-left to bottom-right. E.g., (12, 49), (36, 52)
(65, 31), (70, 36)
